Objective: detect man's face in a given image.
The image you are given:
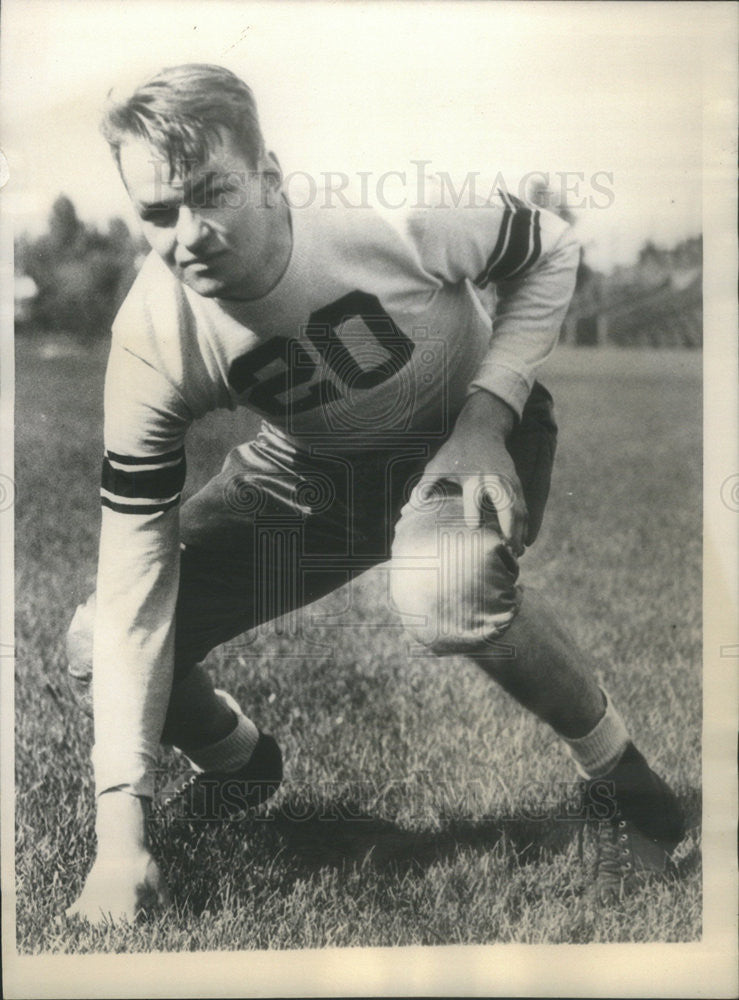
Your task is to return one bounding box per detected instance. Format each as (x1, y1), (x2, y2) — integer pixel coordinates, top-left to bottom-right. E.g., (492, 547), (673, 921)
(119, 129), (285, 299)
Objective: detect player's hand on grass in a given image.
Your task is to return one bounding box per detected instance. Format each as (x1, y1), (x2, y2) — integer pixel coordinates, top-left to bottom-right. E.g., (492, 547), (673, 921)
(65, 849), (170, 925)
(65, 789), (170, 925)
(419, 390), (528, 555)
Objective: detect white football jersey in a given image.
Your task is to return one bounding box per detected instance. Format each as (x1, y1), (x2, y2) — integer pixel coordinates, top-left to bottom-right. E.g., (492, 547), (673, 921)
(93, 176), (579, 796)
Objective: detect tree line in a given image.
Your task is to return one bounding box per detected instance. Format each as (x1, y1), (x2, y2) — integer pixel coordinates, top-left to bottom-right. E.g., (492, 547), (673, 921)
(16, 192), (701, 346)
(15, 195), (145, 339)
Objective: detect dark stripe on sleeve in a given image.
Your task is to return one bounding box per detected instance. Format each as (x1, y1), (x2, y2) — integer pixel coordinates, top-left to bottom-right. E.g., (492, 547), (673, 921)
(529, 209), (542, 274)
(474, 207), (512, 288)
(101, 495), (181, 516)
(105, 446), (185, 466)
(476, 194), (542, 286)
(101, 454), (186, 500)
(487, 201), (534, 281)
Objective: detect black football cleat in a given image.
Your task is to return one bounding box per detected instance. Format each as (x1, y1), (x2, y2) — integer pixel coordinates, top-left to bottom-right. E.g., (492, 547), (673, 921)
(581, 742), (686, 905)
(155, 731), (283, 823)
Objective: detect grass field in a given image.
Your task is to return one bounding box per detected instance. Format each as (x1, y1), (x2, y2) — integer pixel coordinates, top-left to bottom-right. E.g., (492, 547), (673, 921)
(14, 336), (702, 952)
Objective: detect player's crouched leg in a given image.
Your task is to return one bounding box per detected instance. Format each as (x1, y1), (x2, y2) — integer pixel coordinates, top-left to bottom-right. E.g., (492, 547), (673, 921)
(65, 593), (95, 716)
(389, 487), (523, 659)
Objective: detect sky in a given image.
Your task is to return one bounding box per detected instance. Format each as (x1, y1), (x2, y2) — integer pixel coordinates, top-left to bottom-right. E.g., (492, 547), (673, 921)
(1, 1), (731, 271)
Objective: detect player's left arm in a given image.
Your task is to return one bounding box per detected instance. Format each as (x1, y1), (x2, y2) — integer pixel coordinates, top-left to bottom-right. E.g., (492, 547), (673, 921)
(415, 188), (579, 553)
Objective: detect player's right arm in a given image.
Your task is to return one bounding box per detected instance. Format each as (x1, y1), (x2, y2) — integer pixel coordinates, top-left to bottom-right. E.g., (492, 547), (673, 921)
(67, 336), (192, 924)
(408, 182), (579, 553)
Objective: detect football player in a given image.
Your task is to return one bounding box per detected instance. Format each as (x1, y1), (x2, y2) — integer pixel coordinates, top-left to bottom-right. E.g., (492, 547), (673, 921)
(64, 64), (685, 923)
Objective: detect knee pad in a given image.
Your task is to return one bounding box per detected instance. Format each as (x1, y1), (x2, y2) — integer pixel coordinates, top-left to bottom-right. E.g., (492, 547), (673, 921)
(66, 594), (95, 716)
(390, 519), (523, 656)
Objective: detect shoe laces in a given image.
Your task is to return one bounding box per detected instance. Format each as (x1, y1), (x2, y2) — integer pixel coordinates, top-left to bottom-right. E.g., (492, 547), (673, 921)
(594, 818), (634, 891)
(157, 770), (200, 810)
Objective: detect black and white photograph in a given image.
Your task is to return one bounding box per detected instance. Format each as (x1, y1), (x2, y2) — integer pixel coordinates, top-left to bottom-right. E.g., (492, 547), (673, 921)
(1, 1), (736, 996)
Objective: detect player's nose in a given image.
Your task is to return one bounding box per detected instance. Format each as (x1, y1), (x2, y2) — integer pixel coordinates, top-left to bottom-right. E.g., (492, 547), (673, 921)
(175, 206), (210, 253)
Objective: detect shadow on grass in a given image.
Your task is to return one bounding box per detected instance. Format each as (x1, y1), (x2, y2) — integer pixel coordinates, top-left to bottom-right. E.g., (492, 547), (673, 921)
(271, 784), (703, 872)
(268, 804), (569, 871)
(150, 785), (701, 918)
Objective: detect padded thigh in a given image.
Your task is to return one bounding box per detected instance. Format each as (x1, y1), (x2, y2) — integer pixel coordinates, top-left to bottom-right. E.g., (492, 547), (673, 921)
(172, 383), (556, 671)
(389, 483), (523, 654)
(388, 382), (556, 652)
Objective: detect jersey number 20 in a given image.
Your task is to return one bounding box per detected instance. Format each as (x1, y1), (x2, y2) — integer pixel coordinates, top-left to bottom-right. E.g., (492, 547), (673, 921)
(227, 291), (415, 418)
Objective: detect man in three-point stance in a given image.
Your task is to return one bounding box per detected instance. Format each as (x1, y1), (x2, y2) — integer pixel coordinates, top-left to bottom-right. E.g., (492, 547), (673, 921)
(65, 64), (685, 923)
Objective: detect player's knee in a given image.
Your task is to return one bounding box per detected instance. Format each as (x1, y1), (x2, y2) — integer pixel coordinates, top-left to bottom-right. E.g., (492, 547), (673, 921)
(66, 593), (95, 716)
(389, 522), (522, 655)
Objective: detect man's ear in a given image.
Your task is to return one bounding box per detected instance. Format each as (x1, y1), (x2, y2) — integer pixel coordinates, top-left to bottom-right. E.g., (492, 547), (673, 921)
(262, 151), (283, 204)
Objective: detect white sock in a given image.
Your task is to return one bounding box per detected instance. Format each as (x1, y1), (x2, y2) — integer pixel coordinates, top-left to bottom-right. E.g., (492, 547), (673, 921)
(562, 688), (630, 778)
(184, 689), (259, 773)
